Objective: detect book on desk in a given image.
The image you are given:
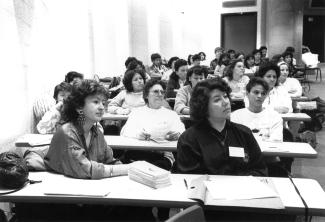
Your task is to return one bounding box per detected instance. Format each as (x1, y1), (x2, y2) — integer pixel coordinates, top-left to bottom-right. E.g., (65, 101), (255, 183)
(187, 175), (285, 210)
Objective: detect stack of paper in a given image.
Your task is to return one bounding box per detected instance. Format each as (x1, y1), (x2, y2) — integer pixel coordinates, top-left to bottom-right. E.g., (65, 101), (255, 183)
(128, 161), (171, 189)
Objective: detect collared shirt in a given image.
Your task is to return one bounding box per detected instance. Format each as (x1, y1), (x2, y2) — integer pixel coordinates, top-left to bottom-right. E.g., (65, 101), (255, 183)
(44, 122), (116, 179)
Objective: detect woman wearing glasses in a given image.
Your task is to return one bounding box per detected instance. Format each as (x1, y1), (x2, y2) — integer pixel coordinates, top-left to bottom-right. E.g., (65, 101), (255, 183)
(121, 79), (185, 170)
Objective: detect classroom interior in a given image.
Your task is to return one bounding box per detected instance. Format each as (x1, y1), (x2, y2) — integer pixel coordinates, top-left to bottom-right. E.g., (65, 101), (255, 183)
(1, 0), (325, 221)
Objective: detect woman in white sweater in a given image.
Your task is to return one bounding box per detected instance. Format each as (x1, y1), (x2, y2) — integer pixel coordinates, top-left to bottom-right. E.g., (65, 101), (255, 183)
(121, 79), (185, 170)
(278, 62), (302, 97)
(107, 69), (146, 115)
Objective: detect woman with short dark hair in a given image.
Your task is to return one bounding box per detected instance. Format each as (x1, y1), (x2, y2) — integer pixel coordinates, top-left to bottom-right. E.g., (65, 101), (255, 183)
(45, 80), (130, 179)
(37, 82), (72, 134)
(107, 69), (146, 115)
(177, 77), (267, 176)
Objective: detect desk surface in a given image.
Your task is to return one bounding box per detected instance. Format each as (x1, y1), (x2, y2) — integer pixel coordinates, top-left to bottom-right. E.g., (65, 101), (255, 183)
(1, 172), (325, 216)
(15, 134), (317, 158)
(102, 112), (311, 122)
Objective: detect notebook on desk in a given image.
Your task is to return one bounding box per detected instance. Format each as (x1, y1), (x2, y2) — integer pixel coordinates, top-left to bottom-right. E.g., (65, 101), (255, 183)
(43, 179), (110, 197)
(15, 134), (53, 147)
(187, 175), (284, 210)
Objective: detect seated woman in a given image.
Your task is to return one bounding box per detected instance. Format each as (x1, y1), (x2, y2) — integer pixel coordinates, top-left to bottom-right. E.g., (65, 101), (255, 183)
(282, 51), (296, 77)
(44, 80), (130, 179)
(255, 62), (293, 113)
(107, 69), (146, 115)
(121, 79), (185, 170)
(174, 66), (208, 115)
(166, 59), (188, 98)
(37, 82), (72, 134)
(278, 62), (302, 97)
(252, 49), (262, 67)
(244, 54), (257, 78)
(177, 77), (267, 176)
(231, 77), (283, 142)
(223, 59), (250, 99)
(213, 52), (230, 77)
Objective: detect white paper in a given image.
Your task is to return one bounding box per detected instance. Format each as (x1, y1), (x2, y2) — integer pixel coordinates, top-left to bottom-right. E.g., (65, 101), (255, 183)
(229, 146), (245, 158)
(204, 176), (279, 200)
(43, 179), (110, 197)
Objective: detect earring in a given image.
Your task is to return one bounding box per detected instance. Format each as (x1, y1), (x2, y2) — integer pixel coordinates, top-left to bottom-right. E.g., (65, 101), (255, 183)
(77, 110), (85, 126)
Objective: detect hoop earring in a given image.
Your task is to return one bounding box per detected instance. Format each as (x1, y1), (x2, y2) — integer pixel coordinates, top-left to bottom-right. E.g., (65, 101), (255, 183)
(77, 110), (85, 126)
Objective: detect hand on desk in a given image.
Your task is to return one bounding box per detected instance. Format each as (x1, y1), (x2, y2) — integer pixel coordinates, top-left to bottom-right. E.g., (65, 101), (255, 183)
(165, 131), (180, 141)
(138, 129), (151, 141)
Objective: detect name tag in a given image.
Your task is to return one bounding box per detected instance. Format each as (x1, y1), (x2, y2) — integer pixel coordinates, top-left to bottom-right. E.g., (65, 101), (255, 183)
(229, 146), (245, 158)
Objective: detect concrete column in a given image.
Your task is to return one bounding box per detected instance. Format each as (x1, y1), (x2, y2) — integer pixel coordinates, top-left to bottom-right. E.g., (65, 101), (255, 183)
(265, 0), (304, 61)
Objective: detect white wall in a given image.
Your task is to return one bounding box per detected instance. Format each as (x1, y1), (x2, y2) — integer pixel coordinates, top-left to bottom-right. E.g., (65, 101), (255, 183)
(0, 0), (264, 152)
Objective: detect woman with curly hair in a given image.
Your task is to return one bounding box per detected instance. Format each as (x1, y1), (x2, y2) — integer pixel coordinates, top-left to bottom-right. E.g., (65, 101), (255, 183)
(44, 79), (131, 179)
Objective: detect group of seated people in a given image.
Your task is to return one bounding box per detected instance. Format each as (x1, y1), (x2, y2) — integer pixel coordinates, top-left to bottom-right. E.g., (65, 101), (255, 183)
(24, 46), (308, 221)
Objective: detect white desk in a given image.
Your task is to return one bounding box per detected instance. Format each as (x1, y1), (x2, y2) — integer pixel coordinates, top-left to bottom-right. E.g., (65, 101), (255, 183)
(15, 134), (317, 159)
(257, 140), (317, 159)
(1, 172), (325, 216)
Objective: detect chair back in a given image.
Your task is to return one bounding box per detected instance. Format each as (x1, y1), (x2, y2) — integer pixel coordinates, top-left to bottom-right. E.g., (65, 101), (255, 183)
(166, 205), (205, 222)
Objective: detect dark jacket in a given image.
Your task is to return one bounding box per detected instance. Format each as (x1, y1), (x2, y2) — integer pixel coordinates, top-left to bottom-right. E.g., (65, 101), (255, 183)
(176, 120), (267, 176)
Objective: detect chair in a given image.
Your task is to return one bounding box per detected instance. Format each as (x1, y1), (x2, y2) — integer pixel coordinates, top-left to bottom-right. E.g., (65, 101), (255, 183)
(166, 205), (205, 222)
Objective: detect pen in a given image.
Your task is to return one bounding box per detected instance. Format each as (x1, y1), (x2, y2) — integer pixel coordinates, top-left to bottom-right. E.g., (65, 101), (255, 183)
(184, 179), (188, 189)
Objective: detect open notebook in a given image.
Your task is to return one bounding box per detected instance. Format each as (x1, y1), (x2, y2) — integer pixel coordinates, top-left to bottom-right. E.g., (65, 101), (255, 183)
(187, 175), (284, 209)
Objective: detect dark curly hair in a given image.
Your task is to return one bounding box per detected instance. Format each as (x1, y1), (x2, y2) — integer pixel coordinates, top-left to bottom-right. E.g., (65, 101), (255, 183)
(167, 57), (179, 69)
(143, 79), (166, 104)
(62, 79), (107, 122)
(65, 71), (84, 84)
(246, 77), (269, 93)
(190, 77), (231, 123)
(53, 82), (72, 102)
(186, 66), (208, 86)
(257, 62), (280, 86)
(151, 53), (161, 62)
(123, 69), (146, 92)
(224, 59), (243, 81)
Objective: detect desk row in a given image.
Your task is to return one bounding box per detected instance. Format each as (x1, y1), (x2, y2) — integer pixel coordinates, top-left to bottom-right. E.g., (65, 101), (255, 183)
(0, 171), (325, 216)
(15, 134), (317, 159)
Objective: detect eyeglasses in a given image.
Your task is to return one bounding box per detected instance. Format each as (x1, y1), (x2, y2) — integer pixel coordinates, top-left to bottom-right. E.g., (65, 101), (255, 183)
(150, 89), (165, 96)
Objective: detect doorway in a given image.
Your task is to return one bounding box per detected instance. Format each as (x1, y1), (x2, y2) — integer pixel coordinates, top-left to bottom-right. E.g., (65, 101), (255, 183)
(221, 12), (257, 55)
(303, 15), (325, 62)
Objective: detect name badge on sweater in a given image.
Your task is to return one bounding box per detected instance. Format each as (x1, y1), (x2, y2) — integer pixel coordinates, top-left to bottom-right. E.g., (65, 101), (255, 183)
(229, 146), (245, 158)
